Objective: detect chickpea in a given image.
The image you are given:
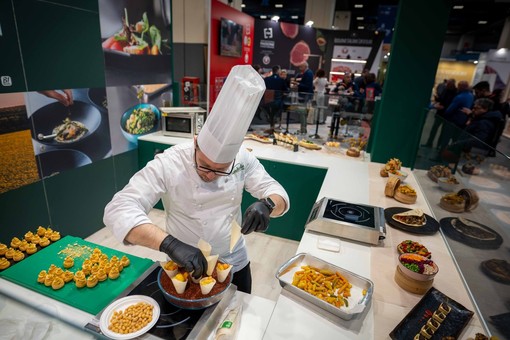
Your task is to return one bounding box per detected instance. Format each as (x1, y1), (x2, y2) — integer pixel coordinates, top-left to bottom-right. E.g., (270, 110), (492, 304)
(108, 302), (154, 334)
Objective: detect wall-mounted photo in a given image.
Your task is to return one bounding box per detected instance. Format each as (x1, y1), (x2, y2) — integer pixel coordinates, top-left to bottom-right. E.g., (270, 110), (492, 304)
(98, 0), (173, 87)
(25, 88), (112, 179)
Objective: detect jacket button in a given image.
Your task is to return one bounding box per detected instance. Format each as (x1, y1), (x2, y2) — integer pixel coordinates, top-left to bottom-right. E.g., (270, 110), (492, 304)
(203, 221), (207, 225)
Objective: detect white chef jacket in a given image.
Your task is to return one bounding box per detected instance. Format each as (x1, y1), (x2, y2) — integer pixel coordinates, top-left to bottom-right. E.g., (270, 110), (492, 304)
(103, 141), (290, 273)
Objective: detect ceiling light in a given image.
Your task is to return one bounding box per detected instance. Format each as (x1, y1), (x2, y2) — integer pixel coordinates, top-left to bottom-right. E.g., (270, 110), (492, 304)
(478, 20), (487, 24)
(453, 5), (463, 9)
(354, 4), (363, 8)
(260, 15), (267, 19)
(356, 16), (364, 20)
(275, 4), (283, 8)
(241, 3), (245, 8)
(331, 25), (336, 29)
(291, 15), (298, 19)
(271, 15), (280, 22)
(305, 20), (314, 27)
(358, 25), (365, 29)
(473, 60), (479, 64)
(332, 59), (366, 63)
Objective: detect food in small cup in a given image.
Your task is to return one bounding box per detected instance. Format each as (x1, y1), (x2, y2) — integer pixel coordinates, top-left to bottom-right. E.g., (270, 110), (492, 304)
(398, 253), (438, 281)
(381, 158), (402, 177)
(394, 184), (417, 204)
(437, 176), (460, 191)
(161, 260), (179, 278)
(439, 193), (465, 213)
(200, 276), (217, 295)
(171, 272), (189, 294)
(397, 240), (431, 258)
(205, 254), (219, 276)
(346, 147), (360, 157)
(216, 262), (233, 283)
(392, 209), (426, 227)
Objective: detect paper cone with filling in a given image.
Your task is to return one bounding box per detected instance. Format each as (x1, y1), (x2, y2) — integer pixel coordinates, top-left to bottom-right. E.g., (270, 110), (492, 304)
(230, 220), (242, 253)
(200, 277), (216, 295)
(171, 274), (188, 294)
(160, 260), (179, 278)
(216, 263), (232, 283)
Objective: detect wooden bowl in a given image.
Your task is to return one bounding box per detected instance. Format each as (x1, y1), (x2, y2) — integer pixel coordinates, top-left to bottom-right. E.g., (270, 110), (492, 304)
(439, 193), (465, 213)
(458, 188), (479, 211)
(394, 184), (417, 204)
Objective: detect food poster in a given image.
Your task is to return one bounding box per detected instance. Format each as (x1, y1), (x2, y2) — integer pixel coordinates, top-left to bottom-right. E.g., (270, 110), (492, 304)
(253, 20), (328, 79)
(331, 45), (371, 77)
(106, 84), (165, 155)
(0, 93), (38, 193)
(24, 88), (112, 179)
(98, 0), (173, 87)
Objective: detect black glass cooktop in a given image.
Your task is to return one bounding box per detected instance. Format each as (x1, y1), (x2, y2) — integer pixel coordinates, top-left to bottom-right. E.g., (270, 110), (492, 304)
(323, 199), (377, 229)
(127, 267), (205, 339)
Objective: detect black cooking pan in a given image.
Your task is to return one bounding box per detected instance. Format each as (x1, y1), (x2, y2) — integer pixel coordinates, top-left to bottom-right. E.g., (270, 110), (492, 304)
(30, 101), (101, 146)
(36, 149), (92, 178)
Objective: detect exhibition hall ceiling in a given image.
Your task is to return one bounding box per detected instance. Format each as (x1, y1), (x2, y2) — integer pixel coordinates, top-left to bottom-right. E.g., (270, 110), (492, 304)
(242, 0), (510, 48)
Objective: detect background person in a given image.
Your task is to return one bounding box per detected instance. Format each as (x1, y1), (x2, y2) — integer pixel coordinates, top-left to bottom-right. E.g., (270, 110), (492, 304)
(103, 66), (290, 294)
(38, 90), (74, 107)
(263, 65), (288, 134)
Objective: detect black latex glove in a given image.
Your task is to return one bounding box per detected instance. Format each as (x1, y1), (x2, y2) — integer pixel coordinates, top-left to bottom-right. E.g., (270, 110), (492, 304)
(159, 235), (207, 279)
(241, 201), (271, 235)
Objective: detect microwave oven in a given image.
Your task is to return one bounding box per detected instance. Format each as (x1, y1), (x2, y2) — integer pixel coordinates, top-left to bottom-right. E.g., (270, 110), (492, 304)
(160, 107), (206, 138)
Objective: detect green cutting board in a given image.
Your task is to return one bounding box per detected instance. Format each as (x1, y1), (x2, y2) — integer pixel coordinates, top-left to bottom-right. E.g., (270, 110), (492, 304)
(0, 235), (154, 315)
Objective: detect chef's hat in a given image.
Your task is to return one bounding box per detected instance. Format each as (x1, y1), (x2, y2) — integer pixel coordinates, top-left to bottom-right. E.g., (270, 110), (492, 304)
(197, 65), (265, 163)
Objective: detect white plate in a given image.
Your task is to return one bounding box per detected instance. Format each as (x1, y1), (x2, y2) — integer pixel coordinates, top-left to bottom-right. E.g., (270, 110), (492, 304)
(99, 295), (160, 339)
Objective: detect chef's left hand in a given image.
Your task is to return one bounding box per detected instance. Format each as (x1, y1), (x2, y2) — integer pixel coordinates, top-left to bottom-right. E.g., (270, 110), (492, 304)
(241, 201), (270, 234)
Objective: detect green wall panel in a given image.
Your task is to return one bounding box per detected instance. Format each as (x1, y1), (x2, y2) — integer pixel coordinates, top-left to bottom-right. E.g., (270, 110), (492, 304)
(0, 0), (27, 93)
(241, 160), (326, 241)
(0, 180), (49, 240)
(113, 149), (139, 192)
(43, 157), (115, 239)
(369, 0), (451, 167)
(13, 0), (105, 91)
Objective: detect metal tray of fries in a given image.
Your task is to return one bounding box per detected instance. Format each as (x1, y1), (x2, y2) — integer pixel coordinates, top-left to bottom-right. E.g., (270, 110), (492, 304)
(275, 253), (373, 320)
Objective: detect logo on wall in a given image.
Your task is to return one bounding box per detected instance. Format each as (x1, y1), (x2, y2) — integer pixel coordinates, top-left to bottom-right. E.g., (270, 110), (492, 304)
(263, 28), (273, 39)
(262, 55), (270, 65)
(1, 76), (13, 87)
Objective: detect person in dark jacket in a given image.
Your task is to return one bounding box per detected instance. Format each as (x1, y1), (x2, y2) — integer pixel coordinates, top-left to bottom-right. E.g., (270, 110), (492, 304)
(423, 79), (457, 148)
(461, 98), (504, 152)
(262, 65), (288, 133)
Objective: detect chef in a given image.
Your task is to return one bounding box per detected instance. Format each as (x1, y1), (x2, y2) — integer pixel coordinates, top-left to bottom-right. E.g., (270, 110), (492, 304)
(103, 65), (290, 294)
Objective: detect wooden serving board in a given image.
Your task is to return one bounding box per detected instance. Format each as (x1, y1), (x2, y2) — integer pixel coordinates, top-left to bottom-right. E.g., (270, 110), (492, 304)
(0, 236), (153, 315)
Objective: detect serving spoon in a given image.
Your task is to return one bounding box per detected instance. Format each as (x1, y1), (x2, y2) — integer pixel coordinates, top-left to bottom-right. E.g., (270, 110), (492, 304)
(37, 133), (57, 141)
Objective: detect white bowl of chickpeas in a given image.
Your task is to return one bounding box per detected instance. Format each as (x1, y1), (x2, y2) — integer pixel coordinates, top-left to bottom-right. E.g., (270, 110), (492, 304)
(100, 295), (160, 339)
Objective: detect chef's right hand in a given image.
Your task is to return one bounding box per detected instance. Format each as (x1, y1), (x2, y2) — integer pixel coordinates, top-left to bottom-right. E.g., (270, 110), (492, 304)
(159, 235), (207, 279)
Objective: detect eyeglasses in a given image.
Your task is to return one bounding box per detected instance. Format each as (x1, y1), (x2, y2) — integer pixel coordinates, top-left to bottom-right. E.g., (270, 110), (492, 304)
(194, 148), (235, 176)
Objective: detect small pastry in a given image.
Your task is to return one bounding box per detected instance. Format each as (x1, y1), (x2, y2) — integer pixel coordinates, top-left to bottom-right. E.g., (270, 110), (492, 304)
(86, 274), (98, 288)
(44, 227), (53, 239)
(74, 270), (85, 281)
(52, 277), (65, 290)
(108, 266), (120, 280)
(90, 254), (100, 263)
(82, 262), (92, 275)
(171, 273), (188, 294)
(48, 264), (58, 274)
(103, 263), (112, 274)
(50, 231), (60, 242)
(36, 226), (46, 237)
(13, 250), (25, 262)
(216, 262), (232, 283)
(91, 264), (100, 276)
(75, 278), (86, 289)
(5, 248), (15, 259)
(92, 248), (102, 256)
(26, 243), (37, 255)
(10, 237), (21, 249)
(199, 276), (216, 295)
(346, 147), (360, 157)
(0, 243), (7, 256)
(63, 270), (74, 283)
(99, 253), (108, 262)
(0, 257), (10, 270)
(24, 231), (34, 242)
(31, 235), (41, 245)
(116, 262), (124, 272)
(120, 255), (130, 267)
(96, 269), (107, 282)
(37, 270), (47, 283)
(44, 274), (55, 287)
(18, 240), (29, 252)
(53, 267), (64, 278)
(109, 255), (119, 263)
(39, 237), (50, 247)
(63, 256), (74, 269)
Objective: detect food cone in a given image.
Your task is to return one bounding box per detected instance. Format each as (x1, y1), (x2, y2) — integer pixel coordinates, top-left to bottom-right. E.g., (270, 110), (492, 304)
(230, 220), (242, 253)
(206, 254), (219, 276)
(200, 277), (216, 295)
(171, 275), (188, 294)
(216, 263), (232, 283)
(160, 260), (179, 279)
(198, 239), (212, 257)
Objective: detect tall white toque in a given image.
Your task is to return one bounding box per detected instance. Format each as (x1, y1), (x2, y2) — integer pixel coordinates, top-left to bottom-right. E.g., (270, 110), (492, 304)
(197, 65), (266, 163)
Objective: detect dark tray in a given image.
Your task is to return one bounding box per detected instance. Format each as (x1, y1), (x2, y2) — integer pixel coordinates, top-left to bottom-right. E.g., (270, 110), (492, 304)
(390, 287), (473, 340)
(480, 259), (510, 285)
(384, 207), (440, 235)
(440, 217), (503, 249)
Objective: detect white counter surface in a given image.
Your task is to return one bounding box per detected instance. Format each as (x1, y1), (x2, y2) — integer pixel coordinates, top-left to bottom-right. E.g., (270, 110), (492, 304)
(1, 132), (485, 339)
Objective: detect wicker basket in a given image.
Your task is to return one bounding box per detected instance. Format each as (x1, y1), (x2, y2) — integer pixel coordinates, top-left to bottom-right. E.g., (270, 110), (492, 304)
(385, 177), (401, 197)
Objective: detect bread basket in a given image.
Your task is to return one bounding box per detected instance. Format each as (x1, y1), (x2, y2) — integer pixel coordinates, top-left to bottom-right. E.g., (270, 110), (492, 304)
(385, 177), (401, 197)
(394, 184), (417, 204)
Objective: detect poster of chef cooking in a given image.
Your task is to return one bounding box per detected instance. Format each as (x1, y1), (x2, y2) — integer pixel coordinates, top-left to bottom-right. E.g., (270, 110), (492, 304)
(23, 88), (112, 179)
(98, 0), (173, 87)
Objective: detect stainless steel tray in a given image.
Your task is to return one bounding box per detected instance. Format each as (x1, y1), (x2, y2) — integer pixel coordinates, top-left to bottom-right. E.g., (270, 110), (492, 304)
(275, 253), (373, 320)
